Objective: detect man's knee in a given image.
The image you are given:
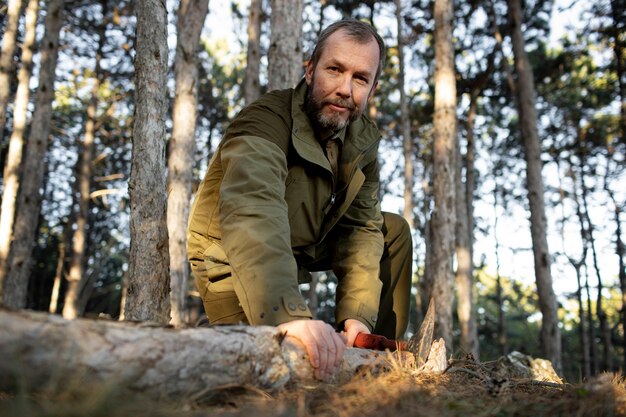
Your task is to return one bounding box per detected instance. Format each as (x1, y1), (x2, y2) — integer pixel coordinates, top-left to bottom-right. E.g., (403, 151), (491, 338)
(381, 211), (412, 246)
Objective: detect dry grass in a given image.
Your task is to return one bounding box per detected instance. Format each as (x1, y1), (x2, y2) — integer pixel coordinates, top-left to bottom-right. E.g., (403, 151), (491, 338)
(2, 362), (625, 417)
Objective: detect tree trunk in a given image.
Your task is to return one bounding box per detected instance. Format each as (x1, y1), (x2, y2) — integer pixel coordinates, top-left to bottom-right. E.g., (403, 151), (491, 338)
(125, 0), (171, 323)
(493, 182), (507, 356)
(572, 165), (598, 375)
(63, 0), (108, 319)
(0, 309), (439, 401)
(558, 156), (590, 378)
(584, 265), (598, 374)
(396, 0), (414, 228)
(610, 0), (626, 143)
(455, 95), (479, 359)
(268, 0), (303, 90)
(572, 259), (591, 379)
(604, 169), (626, 372)
(49, 243), (65, 314)
(5, 0), (65, 311)
(430, 0), (457, 350)
(0, 0), (22, 144)
(507, 0), (562, 374)
(244, 0), (262, 105)
(0, 0), (38, 306)
(578, 152), (612, 371)
(167, 0), (209, 327)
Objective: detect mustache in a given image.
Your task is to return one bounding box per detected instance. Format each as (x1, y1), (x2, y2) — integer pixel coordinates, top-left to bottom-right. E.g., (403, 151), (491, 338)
(323, 98), (356, 111)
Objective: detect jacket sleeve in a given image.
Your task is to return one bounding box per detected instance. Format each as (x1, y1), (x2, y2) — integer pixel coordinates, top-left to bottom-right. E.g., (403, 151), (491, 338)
(331, 148), (385, 331)
(218, 135), (313, 325)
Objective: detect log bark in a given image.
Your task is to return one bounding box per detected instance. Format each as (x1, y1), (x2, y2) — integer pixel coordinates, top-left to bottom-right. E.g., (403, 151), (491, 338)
(0, 309), (445, 401)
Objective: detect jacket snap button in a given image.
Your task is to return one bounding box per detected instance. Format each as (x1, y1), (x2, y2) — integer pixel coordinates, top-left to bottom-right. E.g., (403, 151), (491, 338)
(288, 303), (296, 311)
(273, 306), (279, 311)
(260, 312), (265, 319)
(371, 316), (377, 322)
(298, 304), (306, 311)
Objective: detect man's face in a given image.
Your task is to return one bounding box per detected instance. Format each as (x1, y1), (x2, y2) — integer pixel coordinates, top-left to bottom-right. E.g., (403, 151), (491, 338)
(305, 30), (379, 137)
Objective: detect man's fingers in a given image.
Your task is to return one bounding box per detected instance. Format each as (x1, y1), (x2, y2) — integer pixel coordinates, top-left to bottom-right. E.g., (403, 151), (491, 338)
(278, 320), (347, 381)
(314, 328), (331, 380)
(331, 331), (346, 370)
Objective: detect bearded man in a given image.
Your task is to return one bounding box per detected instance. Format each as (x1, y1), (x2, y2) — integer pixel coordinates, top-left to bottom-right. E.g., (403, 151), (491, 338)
(187, 19), (412, 381)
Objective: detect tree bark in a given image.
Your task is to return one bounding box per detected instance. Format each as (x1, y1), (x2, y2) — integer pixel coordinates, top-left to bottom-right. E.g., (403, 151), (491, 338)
(0, 0), (38, 306)
(455, 95), (479, 359)
(572, 165), (598, 375)
(268, 0), (303, 90)
(0, 0), (22, 144)
(0, 309), (440, 401)
(126, 0), (171, 323)
(604, 167), (626, 373)
(63, 0), (108, 319)
(5, 0), (65, 311)
(396, 0), (414, 228)
(578, 151), (612, 371)
(558, 156), (590, 378)
(571, 259), (591, 378)
(609, 0), (626, 143)
(244, 0), (263, 105)
(492, 181), (508, 356)
(167, 0), (209, 327)
(507, 0), (562, 374)
(430, 0), (457, 350)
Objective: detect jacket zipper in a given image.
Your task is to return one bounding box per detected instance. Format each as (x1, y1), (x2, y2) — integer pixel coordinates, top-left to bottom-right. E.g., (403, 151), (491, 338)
(322, 137), (380, 216)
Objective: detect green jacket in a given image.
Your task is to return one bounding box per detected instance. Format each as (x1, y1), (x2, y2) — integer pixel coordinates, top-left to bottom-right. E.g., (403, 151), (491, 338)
(187, 79), (384, 330)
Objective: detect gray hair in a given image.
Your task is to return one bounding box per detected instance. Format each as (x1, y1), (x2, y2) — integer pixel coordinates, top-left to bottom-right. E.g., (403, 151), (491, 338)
(309, 19), (386, 83)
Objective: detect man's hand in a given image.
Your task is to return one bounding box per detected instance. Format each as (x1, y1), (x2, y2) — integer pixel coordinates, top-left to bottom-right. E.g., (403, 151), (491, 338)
(342, 318), (370, 347)
(277, 320), (347, 381)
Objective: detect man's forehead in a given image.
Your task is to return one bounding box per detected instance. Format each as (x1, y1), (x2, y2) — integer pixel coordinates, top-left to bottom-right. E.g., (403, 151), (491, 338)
(318, 30), (379, 68)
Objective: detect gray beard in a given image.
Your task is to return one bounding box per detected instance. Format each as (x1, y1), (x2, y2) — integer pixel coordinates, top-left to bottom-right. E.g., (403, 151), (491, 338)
(305, 86), (361, 134)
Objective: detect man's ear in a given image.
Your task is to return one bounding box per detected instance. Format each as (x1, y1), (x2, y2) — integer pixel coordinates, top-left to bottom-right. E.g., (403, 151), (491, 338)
(305, 61), (314, 85)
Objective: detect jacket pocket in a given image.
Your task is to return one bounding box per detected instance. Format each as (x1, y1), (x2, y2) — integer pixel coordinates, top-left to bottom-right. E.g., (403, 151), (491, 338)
(202, 240), (234, 293)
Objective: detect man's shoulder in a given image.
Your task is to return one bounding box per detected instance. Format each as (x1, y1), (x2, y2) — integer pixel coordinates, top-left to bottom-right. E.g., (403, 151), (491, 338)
(249, 87), (294, 114)
(222, 87), (295, 152)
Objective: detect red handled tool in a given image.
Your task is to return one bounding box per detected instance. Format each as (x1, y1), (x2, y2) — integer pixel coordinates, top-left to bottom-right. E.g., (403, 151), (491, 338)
(352, 298), (435, 366)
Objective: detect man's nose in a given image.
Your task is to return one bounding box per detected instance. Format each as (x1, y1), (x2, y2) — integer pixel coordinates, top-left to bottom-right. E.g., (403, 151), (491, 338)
(335, 74), (352, 98)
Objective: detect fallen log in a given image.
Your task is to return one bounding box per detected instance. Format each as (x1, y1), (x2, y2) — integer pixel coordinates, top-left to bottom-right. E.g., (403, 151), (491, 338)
(0, 309), (443, 402)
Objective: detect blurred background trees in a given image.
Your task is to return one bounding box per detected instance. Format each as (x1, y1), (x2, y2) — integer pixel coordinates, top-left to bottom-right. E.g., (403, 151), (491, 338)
(0, 0), (623, 382)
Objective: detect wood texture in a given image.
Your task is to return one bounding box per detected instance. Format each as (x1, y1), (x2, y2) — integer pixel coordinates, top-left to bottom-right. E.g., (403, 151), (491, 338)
(126, 0), (170, 322)
(0, 309), (446, 400)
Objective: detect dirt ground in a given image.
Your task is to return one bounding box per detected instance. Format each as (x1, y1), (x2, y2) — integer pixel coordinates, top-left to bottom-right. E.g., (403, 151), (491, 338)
(2, 360), (625, 417)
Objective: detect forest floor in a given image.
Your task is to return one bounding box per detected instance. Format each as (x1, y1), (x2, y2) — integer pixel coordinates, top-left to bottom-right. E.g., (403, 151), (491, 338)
(1, 361), (625, 417)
